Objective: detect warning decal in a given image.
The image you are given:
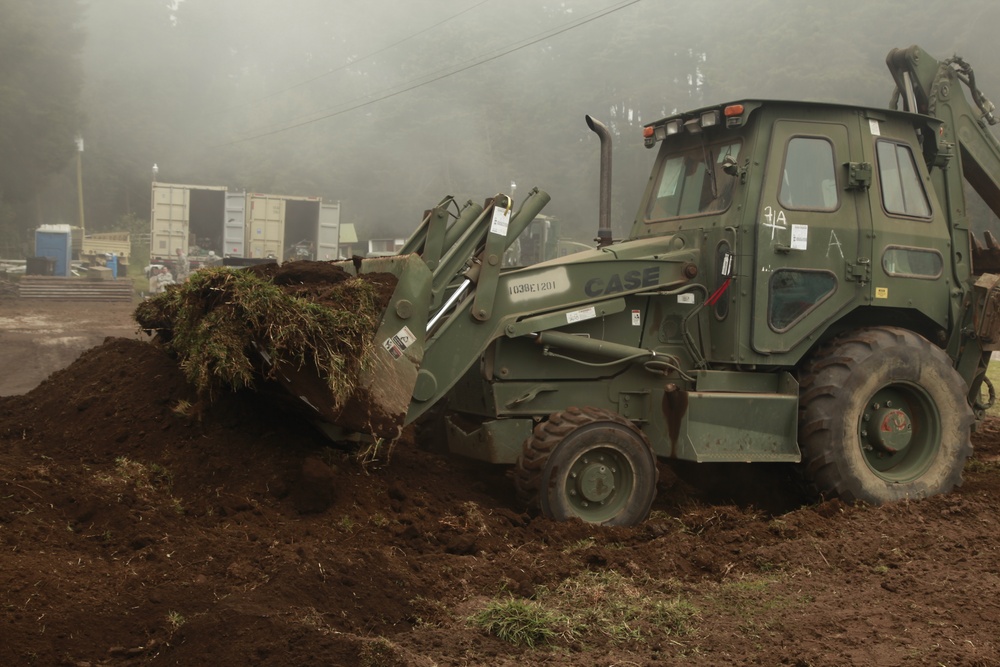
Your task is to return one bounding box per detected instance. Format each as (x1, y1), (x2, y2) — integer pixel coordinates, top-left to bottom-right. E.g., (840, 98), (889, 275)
(383, 325), (417, 360)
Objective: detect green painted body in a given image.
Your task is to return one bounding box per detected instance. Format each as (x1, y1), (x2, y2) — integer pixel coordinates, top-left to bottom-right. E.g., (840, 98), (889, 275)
(305, 46), (1000, 467)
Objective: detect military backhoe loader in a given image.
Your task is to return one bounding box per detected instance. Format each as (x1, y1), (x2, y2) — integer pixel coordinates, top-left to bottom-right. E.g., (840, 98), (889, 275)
(268, 45), (1000, 525)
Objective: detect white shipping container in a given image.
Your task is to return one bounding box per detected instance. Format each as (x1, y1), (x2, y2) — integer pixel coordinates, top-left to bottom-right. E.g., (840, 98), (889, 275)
(246, 193), (287, 260)
(151, 182), (344, 263)
(316, 201), (341, 260)
(224, 190), (247, 257)
(150, 183), (227, 261)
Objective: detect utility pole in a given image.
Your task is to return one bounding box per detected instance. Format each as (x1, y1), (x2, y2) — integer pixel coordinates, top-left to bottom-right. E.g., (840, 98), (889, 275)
(75, 136), (85, 234)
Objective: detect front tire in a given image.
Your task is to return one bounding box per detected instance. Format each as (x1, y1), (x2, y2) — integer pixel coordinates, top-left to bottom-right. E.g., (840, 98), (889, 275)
(798, 327), (973, 504)
(514, 407), (658, 526)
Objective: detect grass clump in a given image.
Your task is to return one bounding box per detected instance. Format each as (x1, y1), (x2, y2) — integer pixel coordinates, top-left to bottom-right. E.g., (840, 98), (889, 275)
(470, 570), (698, 651)
(167, 610), (186, 630)
(100, 457), (172, 495)
(544, 570), (697, 642)
(470, 597), (564, 648)
(358, 637), (405, 667)
(134, 266), (382, 405)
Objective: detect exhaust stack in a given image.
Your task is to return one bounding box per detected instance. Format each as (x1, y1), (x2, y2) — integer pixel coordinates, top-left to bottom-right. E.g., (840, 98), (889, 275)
(586, 115), (613, 248)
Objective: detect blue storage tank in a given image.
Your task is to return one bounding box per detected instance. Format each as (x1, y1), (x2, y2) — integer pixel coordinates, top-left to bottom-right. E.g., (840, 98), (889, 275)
(34, 225), (73, 277)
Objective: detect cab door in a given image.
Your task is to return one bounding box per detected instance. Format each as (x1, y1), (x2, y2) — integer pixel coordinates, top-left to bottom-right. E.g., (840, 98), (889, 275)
(863, 117), (950, 329)
(752, 118), (868, 354)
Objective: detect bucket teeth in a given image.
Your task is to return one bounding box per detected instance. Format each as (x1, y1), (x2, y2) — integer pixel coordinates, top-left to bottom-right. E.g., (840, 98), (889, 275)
(973, 231), (1000, 273)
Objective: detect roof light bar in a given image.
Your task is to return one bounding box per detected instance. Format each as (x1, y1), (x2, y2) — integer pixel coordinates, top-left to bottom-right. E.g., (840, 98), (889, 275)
(643, 104), (746, 147)
(700, 110), (720, 128)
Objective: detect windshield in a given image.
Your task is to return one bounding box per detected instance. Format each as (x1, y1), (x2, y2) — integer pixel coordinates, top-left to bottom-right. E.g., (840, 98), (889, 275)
(645, 140), (741, 221)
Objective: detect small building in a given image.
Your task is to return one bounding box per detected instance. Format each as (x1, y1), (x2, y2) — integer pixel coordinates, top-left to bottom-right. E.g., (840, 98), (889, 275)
(33, 225), (74, 277)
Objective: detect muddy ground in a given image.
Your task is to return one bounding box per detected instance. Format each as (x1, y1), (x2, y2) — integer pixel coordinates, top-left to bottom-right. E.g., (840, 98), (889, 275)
(1, 297), (1000, 666)
(0, 299), (145, 396)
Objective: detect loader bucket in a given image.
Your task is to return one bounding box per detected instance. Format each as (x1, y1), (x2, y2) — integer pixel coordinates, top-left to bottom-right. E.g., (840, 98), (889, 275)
(263, 254), (432, 440)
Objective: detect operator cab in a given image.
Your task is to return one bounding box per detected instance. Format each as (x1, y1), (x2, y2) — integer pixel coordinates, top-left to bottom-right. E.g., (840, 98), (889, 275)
(637, 99), (952, 359)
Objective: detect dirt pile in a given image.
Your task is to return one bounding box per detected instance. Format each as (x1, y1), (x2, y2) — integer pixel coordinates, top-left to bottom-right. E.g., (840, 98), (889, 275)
(2, 337), (1000, 666)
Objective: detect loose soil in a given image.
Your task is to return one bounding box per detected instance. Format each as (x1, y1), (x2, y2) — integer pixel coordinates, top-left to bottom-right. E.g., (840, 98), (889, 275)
(2, 298), (1000, 666)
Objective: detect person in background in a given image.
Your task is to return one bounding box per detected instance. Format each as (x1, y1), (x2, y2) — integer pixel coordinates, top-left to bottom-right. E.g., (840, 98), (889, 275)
(204, 250), (222, 268)
(175, 247), (190, 282)
(153, 266), (175, 293)
(148, 266), (159, 295)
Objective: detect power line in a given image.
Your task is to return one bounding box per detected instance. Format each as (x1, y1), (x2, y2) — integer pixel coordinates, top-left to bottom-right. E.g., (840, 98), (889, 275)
(204, 0), (491, 118)
(218, 0), (643, 146)
(233, 0), (642, 139)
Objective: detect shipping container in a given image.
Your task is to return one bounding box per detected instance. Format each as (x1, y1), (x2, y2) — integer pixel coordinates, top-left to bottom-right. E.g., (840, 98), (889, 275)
(150, 183), (344, 265)
(150, 183), (227, 261)
(245, 193), (286, 260)
(223, 190), (247, 257)
(246, 193), (342, 261)
(315, 201), (341, 261)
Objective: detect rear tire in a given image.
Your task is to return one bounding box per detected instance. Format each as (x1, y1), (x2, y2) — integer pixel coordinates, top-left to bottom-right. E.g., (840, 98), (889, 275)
(514, 406), (657, 526)
(798, 327), (973, 504)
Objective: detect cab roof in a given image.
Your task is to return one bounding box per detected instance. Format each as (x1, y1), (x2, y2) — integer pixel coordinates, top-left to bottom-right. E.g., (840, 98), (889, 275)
(642, 99), (942, 148)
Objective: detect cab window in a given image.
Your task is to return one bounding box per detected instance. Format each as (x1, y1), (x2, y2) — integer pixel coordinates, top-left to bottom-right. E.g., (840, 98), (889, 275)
(778, 137), (838, 210)
(646, 141), (741, 220)
(882, 246), (943, 278)
(876, 140), (931, 218)
(768, 269), (837, 330)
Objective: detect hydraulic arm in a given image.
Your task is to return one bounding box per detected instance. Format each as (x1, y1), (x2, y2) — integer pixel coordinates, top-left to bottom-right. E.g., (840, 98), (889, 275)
(886, 45), (1000, 271)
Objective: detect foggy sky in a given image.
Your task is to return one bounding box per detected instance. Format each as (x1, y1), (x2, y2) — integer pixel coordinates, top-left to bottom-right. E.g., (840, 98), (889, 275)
(45, 0), (1000, 243)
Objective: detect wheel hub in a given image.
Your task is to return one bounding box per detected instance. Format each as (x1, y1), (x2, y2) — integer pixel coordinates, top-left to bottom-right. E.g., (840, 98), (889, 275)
(865, 402), (912, 454)
(570, 456), (615, 504)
